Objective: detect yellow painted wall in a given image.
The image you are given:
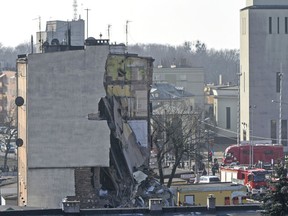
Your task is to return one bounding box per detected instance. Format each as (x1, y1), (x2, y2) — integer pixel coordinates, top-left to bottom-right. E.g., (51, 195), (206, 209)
(177, 189), (247, 206)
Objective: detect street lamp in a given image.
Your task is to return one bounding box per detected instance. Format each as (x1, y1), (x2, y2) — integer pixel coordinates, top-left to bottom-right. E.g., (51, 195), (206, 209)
(237, 72), (242, 146)
(272, 98), (288, 146)
(249, 105), (256, 167)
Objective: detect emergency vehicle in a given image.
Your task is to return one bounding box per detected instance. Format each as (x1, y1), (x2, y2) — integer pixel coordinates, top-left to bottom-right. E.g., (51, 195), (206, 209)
(220, 166), (270, 196)
(223, 143), (283, 166)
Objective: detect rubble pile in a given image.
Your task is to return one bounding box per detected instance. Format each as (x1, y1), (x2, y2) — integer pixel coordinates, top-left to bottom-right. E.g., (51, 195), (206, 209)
(98, 166), (174, 208)
(133, 172), (174, 207)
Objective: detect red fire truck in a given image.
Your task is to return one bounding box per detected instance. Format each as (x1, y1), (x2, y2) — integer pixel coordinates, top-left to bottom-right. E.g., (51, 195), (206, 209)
(220, 166), (270, 196)
(222, 144), (283, 166)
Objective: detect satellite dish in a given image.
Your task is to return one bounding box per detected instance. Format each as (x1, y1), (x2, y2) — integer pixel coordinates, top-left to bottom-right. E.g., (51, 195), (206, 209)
(15, 96), (24, 106)
(16, 138), (24, 147)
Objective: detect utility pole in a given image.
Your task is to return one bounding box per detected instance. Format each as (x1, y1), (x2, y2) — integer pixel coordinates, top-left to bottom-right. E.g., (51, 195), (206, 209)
(33, 16), (42, 52)
(73, 0), (78, 20)
(279, 70), (283, 146)
(85, 8), (91, 38)
(249, 105), (256, 167)
(126, 20), (131, 47)
(237, 71), (242, 145)
(108, 24), (111, 41)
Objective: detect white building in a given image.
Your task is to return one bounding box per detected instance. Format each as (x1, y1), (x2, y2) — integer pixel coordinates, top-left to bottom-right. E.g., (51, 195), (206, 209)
(240, 0), (288, 148)
(212, 85), (238, 143)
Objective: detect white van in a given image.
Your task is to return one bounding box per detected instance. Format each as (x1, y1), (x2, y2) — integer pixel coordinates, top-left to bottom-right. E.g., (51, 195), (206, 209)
(199, 175), (220, 183)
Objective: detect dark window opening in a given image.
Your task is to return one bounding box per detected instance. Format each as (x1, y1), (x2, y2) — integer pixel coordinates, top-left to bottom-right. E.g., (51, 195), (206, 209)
(276, 72), (281, 93)
(285, 17), (288, 34)
(226, 107), (231, 129)
(269, 17), (272, 34)
(277, 17), (280, 34)
(271, 120), (277, 143)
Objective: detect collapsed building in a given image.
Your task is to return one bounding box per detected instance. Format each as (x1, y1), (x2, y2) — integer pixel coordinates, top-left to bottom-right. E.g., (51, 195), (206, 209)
(16, 19), (173, 208)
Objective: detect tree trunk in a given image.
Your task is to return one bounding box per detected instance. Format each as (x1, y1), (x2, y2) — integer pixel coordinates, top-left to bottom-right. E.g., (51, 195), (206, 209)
(167, 153), (183, 188)
(3, 149), (9, 172)
(157, 153), (164, 185)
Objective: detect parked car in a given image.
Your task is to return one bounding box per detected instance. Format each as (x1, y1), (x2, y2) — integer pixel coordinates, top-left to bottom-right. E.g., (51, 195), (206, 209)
(0, 143), (16, 153)
(0, 143), (6, 152)
(0, 126), (7, 134)
(199, 175), (220, 183)
(7, 144), (16, 153)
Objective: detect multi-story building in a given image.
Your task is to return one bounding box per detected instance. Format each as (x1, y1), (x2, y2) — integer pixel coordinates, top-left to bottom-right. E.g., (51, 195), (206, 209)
(36, 19), (85, 53)
(16, 20), (153, 208)
(150, 82), (195, 111)
(205, 84), (238, 144)
(0, 71), (16, 124)
(240, 0), (288, 149)
(153, 67), (204, 110)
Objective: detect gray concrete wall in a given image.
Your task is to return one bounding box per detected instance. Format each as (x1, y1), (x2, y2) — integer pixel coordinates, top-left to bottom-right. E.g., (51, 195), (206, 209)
(27, 168), (75, 208)
(26, 45), (110, 168)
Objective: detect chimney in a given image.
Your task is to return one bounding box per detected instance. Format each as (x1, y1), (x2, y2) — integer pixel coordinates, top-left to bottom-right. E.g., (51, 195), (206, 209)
(219, 74), (222, 85)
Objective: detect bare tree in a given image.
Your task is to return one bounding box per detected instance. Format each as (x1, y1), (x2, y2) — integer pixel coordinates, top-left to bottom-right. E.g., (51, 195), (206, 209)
(1, 105), (17, 172)
(151, 103), (207, 188)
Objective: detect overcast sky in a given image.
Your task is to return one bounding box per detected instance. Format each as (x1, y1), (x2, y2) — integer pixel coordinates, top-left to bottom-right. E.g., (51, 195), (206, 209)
(0, 0), (246, 50)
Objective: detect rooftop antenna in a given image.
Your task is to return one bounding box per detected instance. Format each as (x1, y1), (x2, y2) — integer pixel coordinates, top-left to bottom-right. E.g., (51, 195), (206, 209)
(126, 20), (131, 47)
(73, 0), (78, 20)
(85, 8), (91, 38)
(108, 24), (111, 40)
(33, 16), (42, 52)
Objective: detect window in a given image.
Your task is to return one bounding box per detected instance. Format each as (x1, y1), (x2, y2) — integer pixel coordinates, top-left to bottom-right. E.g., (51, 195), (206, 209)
(224, 197), (230, 205)
(226, 107), (231, 129)
(248, 174), (254, 182)
(271, 120), (277, 143)
(276, 72), (281, 93)
(269, 17), (272, 34)
(243, 130), (247, 141)
(285, 17), (288, 34)
(264, 150), (273, 155)
(242, 150), (249, 154)
(184, 195), (195, 206)
(277, 17), (280, 34)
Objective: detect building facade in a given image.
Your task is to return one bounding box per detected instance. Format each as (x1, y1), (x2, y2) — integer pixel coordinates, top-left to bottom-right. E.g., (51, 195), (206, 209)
(153, 67), (204, 110)
(36, 19), (85, 53)
(17, 42), (153, 208)
(0, 71), (16, 124)
(17, 43), (111, 208)
(240, 0), (288, 149)
(17, 15), (154, 207)
(206, 84), (238, 144)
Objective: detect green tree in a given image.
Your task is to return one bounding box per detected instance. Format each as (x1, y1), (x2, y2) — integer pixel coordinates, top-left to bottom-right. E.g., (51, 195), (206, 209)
(261, 165), (288, 216)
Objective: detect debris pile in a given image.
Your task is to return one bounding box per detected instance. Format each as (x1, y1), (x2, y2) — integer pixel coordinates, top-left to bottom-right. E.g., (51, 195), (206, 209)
(100, 166), (174, 208)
